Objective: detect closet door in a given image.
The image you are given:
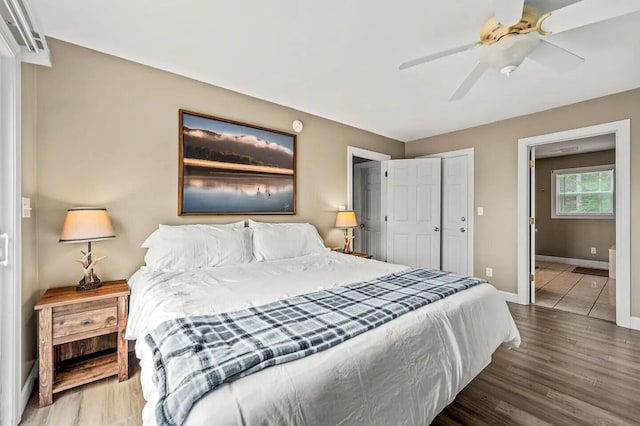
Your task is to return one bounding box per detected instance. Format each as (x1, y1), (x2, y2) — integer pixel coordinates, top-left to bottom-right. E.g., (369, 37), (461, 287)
(441, 155), (469, 275)
(385, 159), (441, 268)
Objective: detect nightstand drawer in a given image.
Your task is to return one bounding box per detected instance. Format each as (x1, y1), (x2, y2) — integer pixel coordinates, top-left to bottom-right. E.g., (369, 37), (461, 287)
(53, 306), (117, 339)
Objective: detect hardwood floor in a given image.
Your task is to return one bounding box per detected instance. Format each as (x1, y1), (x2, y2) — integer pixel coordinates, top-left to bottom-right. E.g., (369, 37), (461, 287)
(21, 304), (640, 425)
(434, 303), (640, 425)
(534, 262), (615, 322)
(21, 354), (144, 426)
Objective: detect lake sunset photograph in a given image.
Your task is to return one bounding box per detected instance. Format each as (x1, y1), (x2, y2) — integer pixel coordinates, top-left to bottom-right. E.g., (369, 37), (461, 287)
(179, 111), (296, 214)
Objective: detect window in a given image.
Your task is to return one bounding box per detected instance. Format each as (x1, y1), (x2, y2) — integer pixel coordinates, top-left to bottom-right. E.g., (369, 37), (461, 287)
(551, 164), (615, 219)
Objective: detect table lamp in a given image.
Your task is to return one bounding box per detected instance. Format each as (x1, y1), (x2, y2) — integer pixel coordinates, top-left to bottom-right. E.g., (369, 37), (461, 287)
(335, 210), (358, 253)
(59, 207), (115, 291)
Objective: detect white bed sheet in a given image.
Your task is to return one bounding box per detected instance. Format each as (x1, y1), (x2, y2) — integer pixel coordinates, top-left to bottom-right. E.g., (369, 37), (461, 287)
(127, 252), (520, 425)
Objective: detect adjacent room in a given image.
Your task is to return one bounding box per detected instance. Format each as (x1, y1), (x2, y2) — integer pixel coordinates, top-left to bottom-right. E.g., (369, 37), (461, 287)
(1, 1), (640, 426)
(534, 137), (617, 321)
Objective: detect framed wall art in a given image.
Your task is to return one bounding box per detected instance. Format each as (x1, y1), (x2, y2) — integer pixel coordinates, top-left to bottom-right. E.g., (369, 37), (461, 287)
(178, 110), (296, 215)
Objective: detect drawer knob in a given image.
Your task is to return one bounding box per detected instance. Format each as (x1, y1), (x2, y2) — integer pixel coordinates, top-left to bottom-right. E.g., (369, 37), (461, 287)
(80, 319), (93, 325)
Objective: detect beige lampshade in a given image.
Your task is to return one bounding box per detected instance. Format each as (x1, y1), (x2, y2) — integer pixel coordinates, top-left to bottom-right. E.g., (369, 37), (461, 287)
(335, 210), (358, 228)
(59, 207), (116, 243)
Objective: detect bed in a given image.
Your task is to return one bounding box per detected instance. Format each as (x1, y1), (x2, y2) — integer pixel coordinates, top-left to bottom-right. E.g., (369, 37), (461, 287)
(126, 222), (520, 425)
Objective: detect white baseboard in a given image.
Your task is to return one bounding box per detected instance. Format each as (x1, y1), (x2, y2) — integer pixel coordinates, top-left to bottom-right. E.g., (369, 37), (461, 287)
(630, 316), (640, 331)
(20, 360), (38, 418)
(499, 291), (519, 303)
(536, 255), (609, 270)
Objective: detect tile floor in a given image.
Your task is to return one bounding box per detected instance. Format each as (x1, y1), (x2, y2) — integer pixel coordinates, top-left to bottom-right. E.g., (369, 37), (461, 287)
(534, 261), (615, 322)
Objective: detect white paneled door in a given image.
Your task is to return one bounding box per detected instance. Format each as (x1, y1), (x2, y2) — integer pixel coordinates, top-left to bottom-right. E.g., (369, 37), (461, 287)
(385, 158), (441, 268)
(441, 156), (469, 275)
(354, 161), (383, 259)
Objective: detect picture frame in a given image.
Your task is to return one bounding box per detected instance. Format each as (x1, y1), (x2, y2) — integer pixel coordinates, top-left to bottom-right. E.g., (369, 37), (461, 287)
(178, 109), (297, 215)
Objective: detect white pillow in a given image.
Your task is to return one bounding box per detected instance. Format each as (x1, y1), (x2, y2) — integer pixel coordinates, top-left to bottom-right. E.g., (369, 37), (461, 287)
(249, 219), (280, 229)
(248, 219), (315, 229)
(143, 226), (253, 271)
(252, 223), (328, 261)
(141, 221), (245, 248)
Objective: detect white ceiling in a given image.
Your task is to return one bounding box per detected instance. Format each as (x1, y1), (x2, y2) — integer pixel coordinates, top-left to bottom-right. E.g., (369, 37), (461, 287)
(31, 1), (640, 142)
(535, 134), (615, 158)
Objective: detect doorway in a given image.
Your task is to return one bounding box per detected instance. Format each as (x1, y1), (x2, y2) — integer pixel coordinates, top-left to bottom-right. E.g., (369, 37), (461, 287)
(532, 137), (616, 322)
(353, 158), (383, 259)
(348, 147), (474, 272)
(347, 147), (390, 260)
(518, 120), (631, 328)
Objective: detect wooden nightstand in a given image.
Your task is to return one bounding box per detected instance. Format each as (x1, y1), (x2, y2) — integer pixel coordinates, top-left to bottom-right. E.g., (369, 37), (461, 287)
(34, 280), (130, 407)
(349, 251), (373, 259)
(333, 249), (373, 259)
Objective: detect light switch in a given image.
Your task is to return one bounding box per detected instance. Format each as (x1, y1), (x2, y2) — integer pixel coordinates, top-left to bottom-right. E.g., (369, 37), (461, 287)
(0, 233), (7, 266)
(477, 207), (484, 216)
(22, 197), (32, 218)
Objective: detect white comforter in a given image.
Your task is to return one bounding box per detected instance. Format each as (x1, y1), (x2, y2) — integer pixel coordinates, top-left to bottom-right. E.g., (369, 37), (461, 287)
(127, 252), (520, 425)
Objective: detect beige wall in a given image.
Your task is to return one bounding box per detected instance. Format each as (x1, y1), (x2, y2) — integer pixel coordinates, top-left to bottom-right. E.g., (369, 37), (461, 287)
(406, 88), (639, 316)
(535, 150), (615, 262)
(21, 63), (39, 386)
(33, 39), (404, 292)
(20, 39), (640, 378)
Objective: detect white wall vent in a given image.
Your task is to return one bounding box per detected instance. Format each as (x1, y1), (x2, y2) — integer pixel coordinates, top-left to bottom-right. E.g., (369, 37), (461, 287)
(0, 0), (50, 65)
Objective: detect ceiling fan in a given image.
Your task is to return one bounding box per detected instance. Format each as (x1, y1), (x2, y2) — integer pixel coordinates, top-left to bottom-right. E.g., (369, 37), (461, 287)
(399, 0), (640, 101)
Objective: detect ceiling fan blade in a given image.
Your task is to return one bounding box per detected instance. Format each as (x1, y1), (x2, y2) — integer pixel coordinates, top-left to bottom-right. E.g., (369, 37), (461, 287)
(449, 63), (489, 102)
(542, 0), (640, 35)
(494, 0), (525, 25)
(527, 40), (583, 73)
(399, 43), (478, 70)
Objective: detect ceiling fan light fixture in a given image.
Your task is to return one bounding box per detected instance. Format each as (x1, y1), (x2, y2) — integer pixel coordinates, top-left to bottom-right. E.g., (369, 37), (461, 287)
(500, 64), (518, 76)
(479, 33), (540, 75)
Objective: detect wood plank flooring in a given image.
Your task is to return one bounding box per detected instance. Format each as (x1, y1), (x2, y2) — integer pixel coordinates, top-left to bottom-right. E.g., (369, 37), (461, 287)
(21, 354), (144, 426)
(21, 304), (640, 425)
(434, 303), (640, 425)
(534, 262), (615, 322)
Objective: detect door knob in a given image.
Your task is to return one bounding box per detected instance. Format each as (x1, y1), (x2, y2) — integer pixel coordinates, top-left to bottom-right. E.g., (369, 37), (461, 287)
(360, 224), (365, 228)
(434, 227), (440, 232)
(460, 228), (466, 233)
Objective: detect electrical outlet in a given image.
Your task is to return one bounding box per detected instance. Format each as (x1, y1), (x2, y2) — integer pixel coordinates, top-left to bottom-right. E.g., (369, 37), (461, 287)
(477, 207), (484, 216)
(591, 247), (597, 254)
(485, 267), (493, 277)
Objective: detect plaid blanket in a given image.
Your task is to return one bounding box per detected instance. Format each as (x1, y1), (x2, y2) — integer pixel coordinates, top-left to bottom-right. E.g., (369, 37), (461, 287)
(145, 268), (485, 426)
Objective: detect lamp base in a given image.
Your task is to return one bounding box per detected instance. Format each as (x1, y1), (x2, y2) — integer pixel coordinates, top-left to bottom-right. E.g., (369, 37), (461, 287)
(76, 276), (102, 292)
(342, 230), (354, 254)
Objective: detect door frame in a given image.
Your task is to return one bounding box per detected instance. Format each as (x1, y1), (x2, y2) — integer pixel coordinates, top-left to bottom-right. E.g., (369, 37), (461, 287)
(347, 146), (390, 258)
(517, 120), (631, 328)
(0, 19), (23, 426)
(421, 148), (475, 275)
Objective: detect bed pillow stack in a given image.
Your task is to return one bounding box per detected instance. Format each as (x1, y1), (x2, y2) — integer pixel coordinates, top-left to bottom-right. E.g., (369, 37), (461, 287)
(141, 221), (329, 269)
(249, 219), (329, 261)
(142, 222), (252, 271)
